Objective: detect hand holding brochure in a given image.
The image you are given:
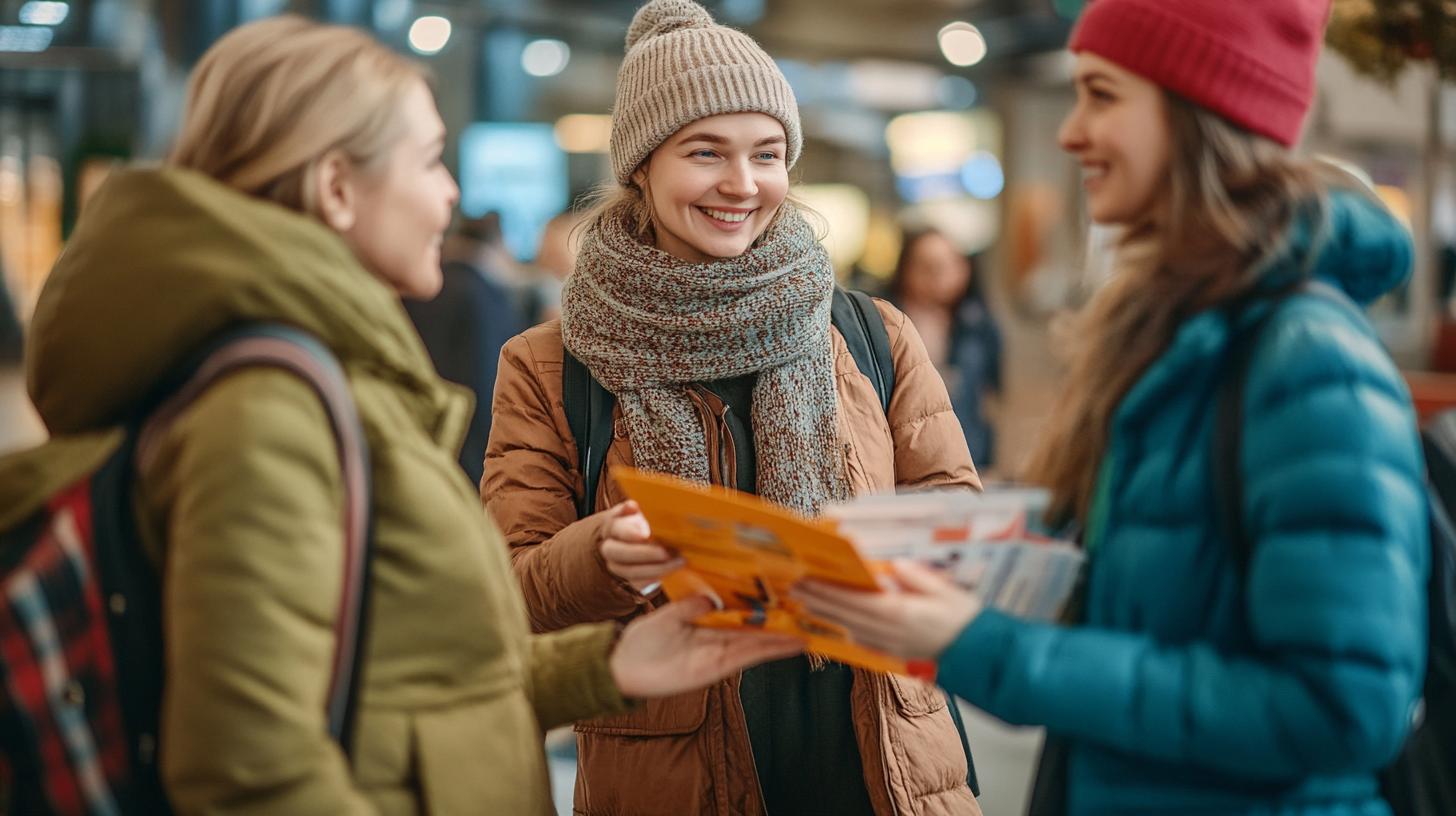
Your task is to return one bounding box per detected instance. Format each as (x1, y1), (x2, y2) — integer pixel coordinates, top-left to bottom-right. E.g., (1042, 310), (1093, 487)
(824, 489), (1085, 623)
(610, 468), (934, 679)
(611, 468), (1084, 678)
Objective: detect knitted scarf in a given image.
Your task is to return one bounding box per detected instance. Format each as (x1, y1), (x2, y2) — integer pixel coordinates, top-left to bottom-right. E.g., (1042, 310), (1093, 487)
(561, 202), (848, 516)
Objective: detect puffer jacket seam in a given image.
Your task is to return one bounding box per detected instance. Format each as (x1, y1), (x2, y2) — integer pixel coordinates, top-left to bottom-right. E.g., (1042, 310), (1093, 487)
(890, 407), (958, 435)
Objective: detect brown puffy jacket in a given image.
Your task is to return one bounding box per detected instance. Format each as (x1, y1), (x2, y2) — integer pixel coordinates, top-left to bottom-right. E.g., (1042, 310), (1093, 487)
(483, 299), (985, 816)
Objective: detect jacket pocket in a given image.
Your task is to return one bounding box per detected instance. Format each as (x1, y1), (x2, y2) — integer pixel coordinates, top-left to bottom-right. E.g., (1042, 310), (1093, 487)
(573, 687), (709, 736)
(573, 689), (715, 815)
(888, 673), (948, 717)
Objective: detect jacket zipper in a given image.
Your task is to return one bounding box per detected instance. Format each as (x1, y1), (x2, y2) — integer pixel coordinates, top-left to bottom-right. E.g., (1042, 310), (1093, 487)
(703, 390), (770, 813)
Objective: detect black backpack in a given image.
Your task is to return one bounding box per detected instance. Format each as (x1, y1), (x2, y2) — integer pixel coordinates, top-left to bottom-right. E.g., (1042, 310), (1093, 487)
(560, 287), (980, 796)
(1216, 281), (1456, 816)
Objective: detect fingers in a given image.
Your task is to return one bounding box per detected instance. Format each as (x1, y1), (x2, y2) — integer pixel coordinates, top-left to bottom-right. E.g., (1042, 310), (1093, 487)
(612, 562), (686, 585)
(601, 540), (676, 565)
(606, 499), (641, 517)
(889, 559), (959, 595)
(605, 514), (652, 543)
(792, 582), (906, 643)
(654, 594), (715, 622)
(720, 633), (804, 667)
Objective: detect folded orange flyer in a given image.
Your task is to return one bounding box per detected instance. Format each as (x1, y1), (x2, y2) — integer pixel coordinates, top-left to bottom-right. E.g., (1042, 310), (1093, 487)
(611, 468), (935, 680)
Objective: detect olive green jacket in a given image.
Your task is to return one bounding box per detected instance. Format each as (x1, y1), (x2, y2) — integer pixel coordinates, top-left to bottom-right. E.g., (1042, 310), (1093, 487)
(1, 168), (627, 815)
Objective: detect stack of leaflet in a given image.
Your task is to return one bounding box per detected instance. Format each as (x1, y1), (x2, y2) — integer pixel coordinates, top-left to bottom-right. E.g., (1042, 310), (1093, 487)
(824, 488), (1084, 623)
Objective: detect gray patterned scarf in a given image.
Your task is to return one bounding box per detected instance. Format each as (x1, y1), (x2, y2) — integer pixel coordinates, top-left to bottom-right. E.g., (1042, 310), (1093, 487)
(561, 202), (848, 516)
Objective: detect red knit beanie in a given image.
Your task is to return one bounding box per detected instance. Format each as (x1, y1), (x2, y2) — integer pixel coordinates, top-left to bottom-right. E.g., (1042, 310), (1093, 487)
(1068, 0), (1331, 147)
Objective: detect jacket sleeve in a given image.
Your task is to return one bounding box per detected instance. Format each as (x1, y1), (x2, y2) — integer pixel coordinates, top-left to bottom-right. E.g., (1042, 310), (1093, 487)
(483, 332), (645, 633)
(876, 299), (982, 491)
(938, 304), (1428, 779)
(524, 625), (633, 730)
(137, 368), (374, 815)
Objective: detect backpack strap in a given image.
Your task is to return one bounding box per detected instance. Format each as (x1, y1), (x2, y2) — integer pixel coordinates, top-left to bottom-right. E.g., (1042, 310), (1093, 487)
(560, 287), (896, 518)
(135, 324), (373, 753)
(563, 348), (618, 519)
(832, 287), (896, 415)
(1213, 279), (1362, 574)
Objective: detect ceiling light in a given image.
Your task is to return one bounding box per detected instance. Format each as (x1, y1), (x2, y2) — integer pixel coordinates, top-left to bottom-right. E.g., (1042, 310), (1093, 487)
(408, 16), (451, 55)
(554, 114), (611, 153)
(18, 2), (69, 26)
(522, 39), (570, 78)
(938, 22), (987, 68)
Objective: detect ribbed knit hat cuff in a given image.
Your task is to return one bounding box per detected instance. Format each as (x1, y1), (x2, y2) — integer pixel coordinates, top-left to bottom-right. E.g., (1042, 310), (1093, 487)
(610, 63), (803, 182)
(1070, 0), (1312, 146)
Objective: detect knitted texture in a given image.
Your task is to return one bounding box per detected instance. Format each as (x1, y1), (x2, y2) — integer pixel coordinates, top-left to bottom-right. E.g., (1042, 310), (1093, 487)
(1070, 0), (1330, 146)
(610, 0), (801, 183)
(560, 202), (846, 516)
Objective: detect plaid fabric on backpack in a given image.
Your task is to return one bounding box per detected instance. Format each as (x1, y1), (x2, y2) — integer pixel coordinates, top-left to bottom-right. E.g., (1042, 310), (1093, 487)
(0, 324), (374, 815)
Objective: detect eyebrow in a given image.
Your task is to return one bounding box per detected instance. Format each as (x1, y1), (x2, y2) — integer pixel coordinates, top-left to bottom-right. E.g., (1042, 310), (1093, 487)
(1075, 70), (1117, 88)
(675, 131), (787, 148)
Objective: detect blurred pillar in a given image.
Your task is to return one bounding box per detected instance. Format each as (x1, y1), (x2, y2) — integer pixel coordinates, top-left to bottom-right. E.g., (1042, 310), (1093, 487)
(481, 26), (528, 122)
(322, 0), (370, 25)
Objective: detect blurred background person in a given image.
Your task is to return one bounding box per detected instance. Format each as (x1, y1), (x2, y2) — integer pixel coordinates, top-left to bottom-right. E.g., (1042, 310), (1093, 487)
(891, 228), (1002, 471)
(517, 208), (587, 324)
(405, 210), (527, 485)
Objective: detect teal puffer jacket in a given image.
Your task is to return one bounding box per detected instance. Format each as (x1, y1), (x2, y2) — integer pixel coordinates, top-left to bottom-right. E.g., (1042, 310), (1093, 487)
(940, 191), (1429, 816)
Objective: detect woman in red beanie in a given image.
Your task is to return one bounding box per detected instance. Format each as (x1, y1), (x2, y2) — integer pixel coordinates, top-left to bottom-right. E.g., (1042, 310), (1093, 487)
(797, 1), (1431, 813)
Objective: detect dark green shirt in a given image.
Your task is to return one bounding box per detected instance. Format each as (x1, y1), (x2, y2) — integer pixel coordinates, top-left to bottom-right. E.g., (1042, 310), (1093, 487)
(701, 375), (876, 816)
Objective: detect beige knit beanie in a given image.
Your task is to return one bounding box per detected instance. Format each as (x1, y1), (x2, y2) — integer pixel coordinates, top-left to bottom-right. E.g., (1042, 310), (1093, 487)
(610, 0), (802, 183)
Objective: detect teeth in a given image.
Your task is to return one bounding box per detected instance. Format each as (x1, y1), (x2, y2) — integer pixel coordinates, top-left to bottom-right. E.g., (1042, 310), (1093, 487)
(1082, 166), (1107, 180)
(700, 207), (751, 223)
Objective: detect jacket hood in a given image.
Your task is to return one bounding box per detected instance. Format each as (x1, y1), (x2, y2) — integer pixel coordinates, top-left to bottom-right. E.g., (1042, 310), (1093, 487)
(26, 167), (454, 435)
(1278, 187), (1413, 306)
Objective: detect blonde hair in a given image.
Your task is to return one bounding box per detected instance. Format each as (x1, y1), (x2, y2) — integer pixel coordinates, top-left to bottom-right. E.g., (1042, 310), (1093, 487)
(169, 15), (428, 217)
(1023, 94), (1341, 526)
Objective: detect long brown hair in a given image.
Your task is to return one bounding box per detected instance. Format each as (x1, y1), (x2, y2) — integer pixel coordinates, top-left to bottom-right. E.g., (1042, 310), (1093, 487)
(1022, 93), (1338, 526)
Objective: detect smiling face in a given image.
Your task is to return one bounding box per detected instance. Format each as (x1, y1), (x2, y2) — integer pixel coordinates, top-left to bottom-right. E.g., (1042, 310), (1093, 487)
(1058, 53), (1173, 226)
(341, 80), (460, 299)
(633, 112), (790, 263)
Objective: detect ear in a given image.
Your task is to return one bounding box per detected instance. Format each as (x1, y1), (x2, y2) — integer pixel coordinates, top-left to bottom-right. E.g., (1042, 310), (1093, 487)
(630, 165), (649, 188)
(313, 150), (358, 233)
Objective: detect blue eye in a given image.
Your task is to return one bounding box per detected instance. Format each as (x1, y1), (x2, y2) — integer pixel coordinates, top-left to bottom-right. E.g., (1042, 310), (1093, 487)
(756, 152), (781, 162)
(691, 149), (718, 159)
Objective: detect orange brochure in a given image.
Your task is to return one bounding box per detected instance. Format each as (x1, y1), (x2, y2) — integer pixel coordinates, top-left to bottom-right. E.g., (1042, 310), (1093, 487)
(612, 468), (935, 680)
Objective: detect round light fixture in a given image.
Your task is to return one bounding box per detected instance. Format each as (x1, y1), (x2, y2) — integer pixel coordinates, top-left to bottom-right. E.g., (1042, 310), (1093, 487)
(938, 22), (987, 68)
(522, 39), (571, 78)
(408, 16), (451, 55)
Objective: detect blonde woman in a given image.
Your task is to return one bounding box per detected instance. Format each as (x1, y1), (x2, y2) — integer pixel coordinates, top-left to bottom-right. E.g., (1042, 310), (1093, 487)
(18, 16), (800, 815)
(798, 1), (1429, 814)
(483, 1), (983, 813)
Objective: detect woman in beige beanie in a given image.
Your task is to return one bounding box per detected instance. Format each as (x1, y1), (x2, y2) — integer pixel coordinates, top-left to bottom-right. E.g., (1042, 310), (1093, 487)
(483, 1), (984, 813)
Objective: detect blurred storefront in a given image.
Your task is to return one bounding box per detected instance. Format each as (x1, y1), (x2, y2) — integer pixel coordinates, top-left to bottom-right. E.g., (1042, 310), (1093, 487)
(0, 0), (1450, 455)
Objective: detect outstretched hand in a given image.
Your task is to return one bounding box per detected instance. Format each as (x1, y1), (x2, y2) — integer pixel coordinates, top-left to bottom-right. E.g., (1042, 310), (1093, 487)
(793, 560), (982, 661)
(610, 596), (804, 699)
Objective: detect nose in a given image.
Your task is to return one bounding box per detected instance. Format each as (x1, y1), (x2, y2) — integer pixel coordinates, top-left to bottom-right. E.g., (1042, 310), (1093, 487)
(1057, 105), (1087, 155)
(445, 171), (461, 209)
(718, 157), (758, 199)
